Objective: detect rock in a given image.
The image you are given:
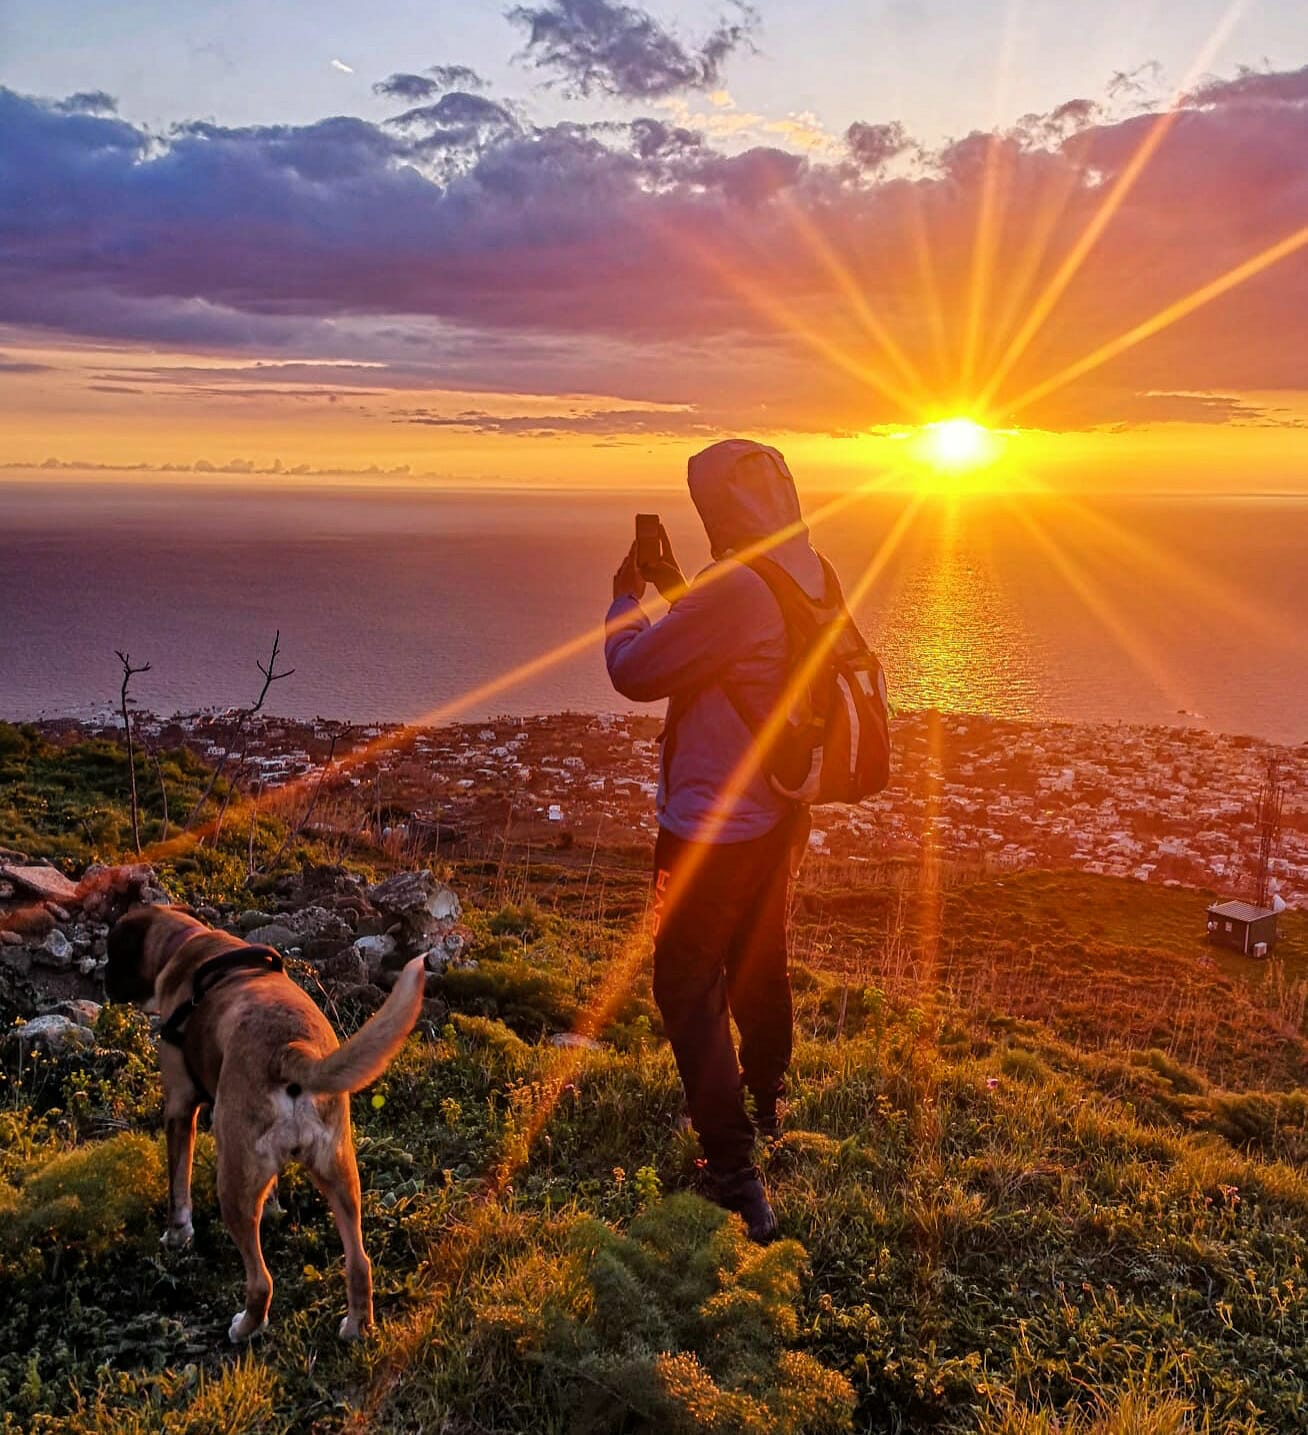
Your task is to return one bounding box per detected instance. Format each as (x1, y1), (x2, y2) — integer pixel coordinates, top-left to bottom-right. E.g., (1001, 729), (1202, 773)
(353, 934), (398, 969)
(318, 947), (369, 986)
(46, 903), (72, 923)
(35, 929), (73, 971)
(549, 1033), (602, 1051)
(0, 880), (14, 901)
(237, 909), (276, 934)
(245, 923), (300, 951)
(1, 945), (32, 977)
(0, 864), (80, 905)
(0, 930), (22, 947)
(78, 863), (171, 923)
(303, 935), (349, 965)
(53, 998), (102, 1027)
(286, 906), (351, 943)
(423, 948), (478, 976)
(194, 905), (221, 925)
(3, 905), (55, 940)
(368, 871), (461, 955)
(9, 1014), (94, 1056)
(334, 981), (386, 1014)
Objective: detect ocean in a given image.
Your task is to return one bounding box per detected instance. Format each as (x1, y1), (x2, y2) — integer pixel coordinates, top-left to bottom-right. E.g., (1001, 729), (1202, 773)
(2, 480), (1305, 744)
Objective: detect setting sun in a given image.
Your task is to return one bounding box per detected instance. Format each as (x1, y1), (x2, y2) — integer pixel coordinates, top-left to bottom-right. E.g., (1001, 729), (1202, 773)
(920, 417), (1002, 472)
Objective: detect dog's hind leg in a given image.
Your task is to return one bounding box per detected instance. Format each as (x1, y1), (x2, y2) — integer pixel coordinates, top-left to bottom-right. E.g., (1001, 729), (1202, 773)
(307, 1141), (373, 1341)
(217, 1142), (278, 1343)
(161, 1100), (200, 1249)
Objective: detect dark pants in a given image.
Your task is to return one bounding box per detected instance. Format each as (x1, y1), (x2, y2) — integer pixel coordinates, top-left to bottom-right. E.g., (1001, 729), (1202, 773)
(651, 816), (798, 1175)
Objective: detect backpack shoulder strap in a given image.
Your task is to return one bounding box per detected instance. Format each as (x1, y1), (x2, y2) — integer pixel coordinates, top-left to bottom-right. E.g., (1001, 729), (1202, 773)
(739, 555), (830, 638)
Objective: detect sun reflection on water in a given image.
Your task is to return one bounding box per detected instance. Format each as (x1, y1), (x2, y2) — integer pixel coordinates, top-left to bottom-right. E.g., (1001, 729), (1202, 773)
(869, 500), (1048, 721)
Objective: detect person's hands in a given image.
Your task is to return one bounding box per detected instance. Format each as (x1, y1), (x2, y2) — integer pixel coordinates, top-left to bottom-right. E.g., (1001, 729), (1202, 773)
(641, 523), (687, 601)
(612, 542), (646, 602)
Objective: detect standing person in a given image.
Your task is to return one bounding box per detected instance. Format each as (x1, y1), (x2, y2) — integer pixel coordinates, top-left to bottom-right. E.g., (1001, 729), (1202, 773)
(603, 439), (831, 1244)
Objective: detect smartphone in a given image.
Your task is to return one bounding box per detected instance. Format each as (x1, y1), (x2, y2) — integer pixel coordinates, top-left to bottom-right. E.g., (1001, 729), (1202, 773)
(635, 513), (661, 570)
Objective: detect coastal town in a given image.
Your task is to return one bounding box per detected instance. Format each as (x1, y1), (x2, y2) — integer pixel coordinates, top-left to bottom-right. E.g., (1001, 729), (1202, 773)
(33, 704), (1308, 911)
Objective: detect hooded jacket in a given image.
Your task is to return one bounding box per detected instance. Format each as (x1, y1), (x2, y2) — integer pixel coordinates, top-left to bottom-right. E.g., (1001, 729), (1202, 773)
(605, 439), (825, 843)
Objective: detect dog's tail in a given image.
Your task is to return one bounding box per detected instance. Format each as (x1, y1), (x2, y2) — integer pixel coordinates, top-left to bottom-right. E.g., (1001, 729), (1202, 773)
(280, 957), (426, 1094)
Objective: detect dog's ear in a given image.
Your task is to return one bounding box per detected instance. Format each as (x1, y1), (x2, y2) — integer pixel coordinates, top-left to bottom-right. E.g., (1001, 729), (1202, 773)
(104, 906), (165, 1004)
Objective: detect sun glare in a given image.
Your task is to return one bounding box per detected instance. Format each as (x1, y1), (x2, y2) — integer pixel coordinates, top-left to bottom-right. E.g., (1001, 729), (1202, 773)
(920, 417), (1000, 472)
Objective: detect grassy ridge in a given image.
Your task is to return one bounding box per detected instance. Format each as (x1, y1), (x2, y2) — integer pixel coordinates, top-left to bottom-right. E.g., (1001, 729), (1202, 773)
(4, 732), (1308, 1431)
(3, 868), (1308, 1431)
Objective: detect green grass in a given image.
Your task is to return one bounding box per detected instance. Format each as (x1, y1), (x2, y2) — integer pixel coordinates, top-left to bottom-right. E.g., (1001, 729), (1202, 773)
(0, 722), (332, 904)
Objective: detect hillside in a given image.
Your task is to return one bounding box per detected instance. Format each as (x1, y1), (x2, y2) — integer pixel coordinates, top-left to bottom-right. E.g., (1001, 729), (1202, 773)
(3, 741), (1308, 1432)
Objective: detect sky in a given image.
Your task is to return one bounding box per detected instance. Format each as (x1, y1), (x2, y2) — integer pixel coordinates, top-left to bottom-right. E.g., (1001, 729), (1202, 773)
(1, 0), (1307, 489)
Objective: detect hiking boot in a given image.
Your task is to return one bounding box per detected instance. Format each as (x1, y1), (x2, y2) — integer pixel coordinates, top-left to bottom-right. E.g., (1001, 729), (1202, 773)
(707, 1166), (778, 1245)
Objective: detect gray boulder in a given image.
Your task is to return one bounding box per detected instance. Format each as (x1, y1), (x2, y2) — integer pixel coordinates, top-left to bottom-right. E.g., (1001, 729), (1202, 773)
(34, 929), (73, 971)
(245, 923), (300, 951)
(11, 1014), (94, 1056)
(368, 870), (462, 956)
(352, 934), (398, 978)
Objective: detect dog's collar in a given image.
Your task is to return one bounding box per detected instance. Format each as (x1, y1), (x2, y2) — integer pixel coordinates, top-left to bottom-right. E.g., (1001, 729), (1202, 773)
(159, 946), (285, 1103)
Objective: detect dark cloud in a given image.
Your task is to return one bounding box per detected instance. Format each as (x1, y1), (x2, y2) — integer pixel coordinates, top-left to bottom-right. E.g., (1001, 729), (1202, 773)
(507, 0), (756, 99)
(385, 91), (518, 137)
(373, 65), (487, 102)
(1187, 63), (1308, 109)
(373, 73), (443, 102)
(845, 120), (913, 171)
(0, 356), (51, 373)
(52, 90), (117, 115)
(429, 64), (487, 92)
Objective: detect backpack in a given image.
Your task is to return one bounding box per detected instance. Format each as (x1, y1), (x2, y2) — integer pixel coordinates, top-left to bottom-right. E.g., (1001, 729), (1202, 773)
(725, 555), (892, 806)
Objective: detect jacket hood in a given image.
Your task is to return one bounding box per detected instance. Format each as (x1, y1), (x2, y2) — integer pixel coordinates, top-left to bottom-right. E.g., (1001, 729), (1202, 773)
(686, 438), (825, 598)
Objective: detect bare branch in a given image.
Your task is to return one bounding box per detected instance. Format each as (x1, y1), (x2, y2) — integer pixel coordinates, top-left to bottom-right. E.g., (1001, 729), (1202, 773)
(114, 649), (151, 855)
(182, 630), (295, 835)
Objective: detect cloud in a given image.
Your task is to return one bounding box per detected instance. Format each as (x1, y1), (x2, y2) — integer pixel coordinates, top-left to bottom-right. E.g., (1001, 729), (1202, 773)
(1187, 63), (1308, 109)
(52, 91), (117, 115)
(507, 0), (756, 99)
(0, 355), (51, 373)
(373, 65), (487, 101)
(399, 404), (706, 437)
(330, 59), (355, 75)
(845, 119), (913, 171)
(2, 62), (1308, 434)
(385, 91), (518, 135)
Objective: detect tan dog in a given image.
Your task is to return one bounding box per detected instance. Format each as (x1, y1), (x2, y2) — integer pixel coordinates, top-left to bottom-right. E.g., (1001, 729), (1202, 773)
(105, 904), (425, 1343)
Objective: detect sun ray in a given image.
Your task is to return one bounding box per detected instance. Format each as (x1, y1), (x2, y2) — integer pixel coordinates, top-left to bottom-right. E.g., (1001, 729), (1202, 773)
(674, 224), (929, 421)
(979, 133), (1096, 379)
(1053, 490), (1308, 663)
(1000, 488), (1199, 715)
(773, 188), (935, 410)
(904, 180), (956, 392)
(977, 0), (1249, 410)
(1003, 220), (1308, 419)
(960, 0), (1023, 397)
(142, 465), (916, 863)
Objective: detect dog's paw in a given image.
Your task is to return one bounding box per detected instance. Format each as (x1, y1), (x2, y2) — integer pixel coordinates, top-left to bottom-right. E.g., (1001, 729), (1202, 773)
(338, 1314), (370, 1342)
(159, 1220), (194, 1250)
(228, 1309), (269, 1344)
